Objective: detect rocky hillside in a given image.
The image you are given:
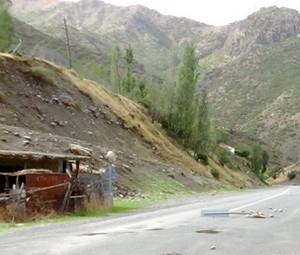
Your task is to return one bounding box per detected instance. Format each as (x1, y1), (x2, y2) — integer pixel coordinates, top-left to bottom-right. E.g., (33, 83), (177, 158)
(223, 7), (300, 55)
(0, 54), (255, 198)
(9, 1), (300, 167)
(202, 9), (300, 166)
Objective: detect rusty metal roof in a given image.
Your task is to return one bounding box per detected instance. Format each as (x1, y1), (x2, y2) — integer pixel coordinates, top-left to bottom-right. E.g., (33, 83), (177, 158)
(0, 150), (90, 160)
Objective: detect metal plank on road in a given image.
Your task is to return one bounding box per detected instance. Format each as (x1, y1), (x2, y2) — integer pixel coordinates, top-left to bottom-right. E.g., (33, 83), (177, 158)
(201, 209), (230, 217)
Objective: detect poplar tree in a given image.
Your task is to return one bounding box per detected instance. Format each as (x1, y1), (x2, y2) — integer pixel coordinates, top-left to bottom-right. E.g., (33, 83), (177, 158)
(173, 43), (199, 143)
(122, 45), (136, 94)
(110, 46), (121, 93)
(191, 89), (211, 158)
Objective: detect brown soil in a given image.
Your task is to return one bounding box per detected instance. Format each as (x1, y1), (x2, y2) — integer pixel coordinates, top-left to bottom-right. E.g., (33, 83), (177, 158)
(0, 54), (252, 198)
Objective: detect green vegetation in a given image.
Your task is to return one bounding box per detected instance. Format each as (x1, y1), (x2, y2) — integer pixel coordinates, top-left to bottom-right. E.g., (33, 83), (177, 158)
(110, 45), (121, 93)
(0, 199), (147, 231)
(211, 168), (220, 180)
(235, 144), (251, 158)
(250, 143), (269, 178)
(215, 147), (233, 167)
(0, 0), (14, 52)
(122, 45), (136, 95)
(287, 171), (297, 181)
(141, 43), (216, 161)
(30, 65), (55, 84)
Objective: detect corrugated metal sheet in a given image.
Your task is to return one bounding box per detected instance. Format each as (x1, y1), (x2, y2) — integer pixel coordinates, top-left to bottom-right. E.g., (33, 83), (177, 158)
(26, 174), (70, 214)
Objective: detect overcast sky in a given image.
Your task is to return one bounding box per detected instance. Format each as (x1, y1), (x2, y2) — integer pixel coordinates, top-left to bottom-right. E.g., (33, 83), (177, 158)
(63, 0), (300, 26)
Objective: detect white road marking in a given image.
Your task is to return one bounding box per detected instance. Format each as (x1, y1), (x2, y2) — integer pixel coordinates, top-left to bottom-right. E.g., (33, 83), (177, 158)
(231, 188), (290, 212)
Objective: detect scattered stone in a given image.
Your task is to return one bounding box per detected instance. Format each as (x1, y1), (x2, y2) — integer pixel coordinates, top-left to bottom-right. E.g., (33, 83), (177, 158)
(58, 120), (65, 127)
(246, 211), (266, 218)
(50, 122), (57, 127)
(13, 132), (21, 137)
(23, 140), (30, 145)
(168, 173), (175, 179)
(23, 136), (31, 140)
(122, 164), (132, 171)
(69, 144), (92, 156)
(210, 246), (217, 250)
(52, 96), (59, 104)
(59, 94), (74, 107)
(87, 131), (93, 135)
(279, 208), (283, 212)
(269, 214), (275, 218)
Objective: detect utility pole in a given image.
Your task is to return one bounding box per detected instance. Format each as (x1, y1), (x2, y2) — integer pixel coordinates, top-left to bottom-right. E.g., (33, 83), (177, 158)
(63, 18), (72, 69)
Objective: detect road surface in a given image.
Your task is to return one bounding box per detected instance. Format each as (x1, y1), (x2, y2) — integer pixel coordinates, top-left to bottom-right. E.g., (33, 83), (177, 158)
(1, 185), (300, 255)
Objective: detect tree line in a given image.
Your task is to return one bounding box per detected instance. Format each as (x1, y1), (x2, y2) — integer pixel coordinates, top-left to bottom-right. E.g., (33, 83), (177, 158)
(109, 43), (269, 178)
(110, 43), (214, 161)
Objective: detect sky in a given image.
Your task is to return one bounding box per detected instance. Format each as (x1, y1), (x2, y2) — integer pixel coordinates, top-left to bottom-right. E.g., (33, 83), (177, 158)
(63, 0), (300, 26)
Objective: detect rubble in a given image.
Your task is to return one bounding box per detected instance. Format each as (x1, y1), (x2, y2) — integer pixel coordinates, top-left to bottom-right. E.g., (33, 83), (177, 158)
(246, 211), (266, 218)
(69, 144), (92, 156)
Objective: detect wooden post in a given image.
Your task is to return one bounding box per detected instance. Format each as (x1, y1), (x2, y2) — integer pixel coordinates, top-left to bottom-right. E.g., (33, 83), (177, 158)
(63, 18), (72, 69)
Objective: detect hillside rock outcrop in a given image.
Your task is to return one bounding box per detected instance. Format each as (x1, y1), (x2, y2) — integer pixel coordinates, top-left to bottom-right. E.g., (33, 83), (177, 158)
(224, 7), (300, 55)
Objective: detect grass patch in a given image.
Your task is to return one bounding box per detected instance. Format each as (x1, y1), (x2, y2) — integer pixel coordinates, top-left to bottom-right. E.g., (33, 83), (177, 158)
(30, 65), (55, 84)
(0, 199), (147, 232)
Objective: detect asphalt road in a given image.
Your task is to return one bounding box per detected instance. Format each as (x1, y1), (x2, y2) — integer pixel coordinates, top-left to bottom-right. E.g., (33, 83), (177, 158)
(1, 185), (300, 255)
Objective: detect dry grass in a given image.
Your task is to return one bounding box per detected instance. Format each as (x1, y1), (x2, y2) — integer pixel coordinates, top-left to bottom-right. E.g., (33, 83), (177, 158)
(62, 69), (210, 176)
(208, 158), (253, 187)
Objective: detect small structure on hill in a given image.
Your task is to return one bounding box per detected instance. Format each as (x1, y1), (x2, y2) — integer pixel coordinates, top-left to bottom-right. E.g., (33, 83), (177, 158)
(0, 149), (107, 221)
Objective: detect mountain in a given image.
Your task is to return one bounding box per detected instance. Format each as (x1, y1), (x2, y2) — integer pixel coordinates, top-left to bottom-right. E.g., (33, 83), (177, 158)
(9, 0), (300, 167)
(10, 0), (222, 75)
(223, 6), (300, 55)
(201, 7), (300, 165)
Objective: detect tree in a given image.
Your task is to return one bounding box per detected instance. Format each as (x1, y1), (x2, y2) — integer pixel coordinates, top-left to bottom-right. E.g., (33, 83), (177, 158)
(122, 45), (136, 94)
(0, 0), (14, 52)
(110, 46), (121, 93)
(173, 43), (199, 143)
(250, 143), (268, 177)
(191, 89), (211, 158)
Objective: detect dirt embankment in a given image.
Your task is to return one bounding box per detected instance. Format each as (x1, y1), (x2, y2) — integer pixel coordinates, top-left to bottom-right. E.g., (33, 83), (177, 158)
(0, 54), (253, 197)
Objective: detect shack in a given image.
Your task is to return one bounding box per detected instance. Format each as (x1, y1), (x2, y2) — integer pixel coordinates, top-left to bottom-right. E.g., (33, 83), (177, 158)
(0, 150), (91, 220)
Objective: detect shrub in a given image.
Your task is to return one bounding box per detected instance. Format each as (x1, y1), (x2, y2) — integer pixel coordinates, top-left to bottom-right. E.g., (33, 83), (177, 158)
(216, 147), (232, 166)
(211, 168), (220, 179)
(196, 153), (209, 165)
(30, 65), (55, 84)
(235, 144), (250, 158)
(287, 171), (297, 181)
(268, 165), (282, 179)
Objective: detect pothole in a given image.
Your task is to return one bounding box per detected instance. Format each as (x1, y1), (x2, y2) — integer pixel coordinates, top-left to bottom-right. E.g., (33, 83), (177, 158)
(80, 232), (107, 236)
(146, 228), (165, 231)
(195, 229), (220, 234)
